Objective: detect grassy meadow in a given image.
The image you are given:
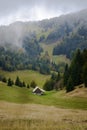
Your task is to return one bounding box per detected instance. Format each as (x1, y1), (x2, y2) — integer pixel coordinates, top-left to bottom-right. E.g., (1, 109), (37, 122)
(0, 70), (50, 87)
(0, 101), (87, 130)
(41, 42), (70, 64)
(0, 81), (87, 110)
(0, 70), (87, 130)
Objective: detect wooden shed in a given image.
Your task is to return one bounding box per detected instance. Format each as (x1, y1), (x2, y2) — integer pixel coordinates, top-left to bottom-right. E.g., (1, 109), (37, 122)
(32, 86), (45, 95)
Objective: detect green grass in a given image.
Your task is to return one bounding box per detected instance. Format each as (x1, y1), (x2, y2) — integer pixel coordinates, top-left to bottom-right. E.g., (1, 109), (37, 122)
(40, 43), (70, 64)
(41, 42), (57, 56)
(52, 55), (70, 64)
(0, 70), (50, 87)
(0, 82), (87, 110)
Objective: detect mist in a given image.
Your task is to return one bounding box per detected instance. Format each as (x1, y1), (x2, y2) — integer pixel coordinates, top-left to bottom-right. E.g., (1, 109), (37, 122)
(0, 0), (87, 25)
(0, 8), (87, 49)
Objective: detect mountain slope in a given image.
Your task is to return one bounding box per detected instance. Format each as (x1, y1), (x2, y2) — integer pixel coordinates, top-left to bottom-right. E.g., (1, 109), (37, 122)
(0, 9), (87, 47)
(0, 9), (87, 72)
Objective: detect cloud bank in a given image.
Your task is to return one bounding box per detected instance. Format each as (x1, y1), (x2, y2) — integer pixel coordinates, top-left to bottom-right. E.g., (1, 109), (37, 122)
(0, 0), (87, 25)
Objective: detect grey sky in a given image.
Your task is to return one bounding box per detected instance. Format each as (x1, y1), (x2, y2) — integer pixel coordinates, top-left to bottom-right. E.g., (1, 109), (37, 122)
(0, 0), (87, 25)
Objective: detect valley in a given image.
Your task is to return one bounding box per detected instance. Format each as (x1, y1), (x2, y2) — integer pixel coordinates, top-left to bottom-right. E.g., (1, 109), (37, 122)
(0, 8), (87, 130)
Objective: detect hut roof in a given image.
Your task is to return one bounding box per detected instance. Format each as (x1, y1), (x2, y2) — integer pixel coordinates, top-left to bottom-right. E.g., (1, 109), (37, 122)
(33, 86), (45, 95)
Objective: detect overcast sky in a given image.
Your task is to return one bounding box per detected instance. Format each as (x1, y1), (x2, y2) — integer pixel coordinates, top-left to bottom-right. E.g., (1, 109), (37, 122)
(0, 0), (87, 25)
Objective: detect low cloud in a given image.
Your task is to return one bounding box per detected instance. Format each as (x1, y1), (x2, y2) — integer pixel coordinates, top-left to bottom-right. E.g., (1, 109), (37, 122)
(0, 0), (87, 25)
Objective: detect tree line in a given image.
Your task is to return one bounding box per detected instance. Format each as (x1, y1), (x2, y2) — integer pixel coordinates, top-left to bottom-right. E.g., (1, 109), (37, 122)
(0, 35), (58, 74)
(0, 76), (37, 89)
(43, 49), (87, 92)
(64, 49), (87, 92)
(53, 26), (87, 58)
(43, 71), (63, 91)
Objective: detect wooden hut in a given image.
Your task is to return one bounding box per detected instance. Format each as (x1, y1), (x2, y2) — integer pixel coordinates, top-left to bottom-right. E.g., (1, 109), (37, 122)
(33, 86), (45, 95)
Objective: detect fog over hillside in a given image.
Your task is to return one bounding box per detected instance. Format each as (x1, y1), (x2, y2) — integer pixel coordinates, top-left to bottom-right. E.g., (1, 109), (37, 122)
(0, 9), (87, 48)
(0, 0), (87, 25)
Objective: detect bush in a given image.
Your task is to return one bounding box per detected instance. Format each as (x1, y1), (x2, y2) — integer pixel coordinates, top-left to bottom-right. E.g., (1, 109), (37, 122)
(43, 79), (55, 91)
(30, 80), (37, 88)
(2, 77), (7, 83)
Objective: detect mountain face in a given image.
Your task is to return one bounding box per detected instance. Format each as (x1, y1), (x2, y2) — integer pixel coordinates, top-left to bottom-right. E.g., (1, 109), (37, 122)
(0, 9), (87, 72)
(0, 9), (87, 47)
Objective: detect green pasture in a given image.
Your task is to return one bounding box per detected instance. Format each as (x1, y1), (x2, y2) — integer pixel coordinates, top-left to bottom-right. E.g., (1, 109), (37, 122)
(0, 82), (87, 110)
(0, 70), (50, 87)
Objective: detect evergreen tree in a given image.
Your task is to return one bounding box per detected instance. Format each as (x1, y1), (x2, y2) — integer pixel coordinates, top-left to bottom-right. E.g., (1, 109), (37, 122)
(43, 79), (55, 91)
(7, 78), (13, 86)
(15, 76), (20, 86)
(83, 63), (87, 87)
(70, 49), (83, 86)
(63, 64), (69, 86)
(66, 76), (74, 92)
(22, 81), (26, 87)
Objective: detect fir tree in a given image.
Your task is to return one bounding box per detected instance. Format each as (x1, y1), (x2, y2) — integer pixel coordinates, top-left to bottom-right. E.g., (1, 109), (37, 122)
(7, 78), (13, 86)
(22, 81), (26, 87)
(15, 76), (20, 86)
(63, 64), (69, 86)
(83, 63), (87, 87)
(66, 76), (74, 92)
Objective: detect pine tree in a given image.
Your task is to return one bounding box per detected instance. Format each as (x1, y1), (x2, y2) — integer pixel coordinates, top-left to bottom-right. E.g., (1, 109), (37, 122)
(7, 78), (13, 86)
(63, 64), (69, 86)
(43, 79), (55, 91)
(66, 76), (74, 92)
(83, 63), (87, 87)
(15, 76), (20, 86)
(22, 81), (26, 87)
(70, 49), (83, 86)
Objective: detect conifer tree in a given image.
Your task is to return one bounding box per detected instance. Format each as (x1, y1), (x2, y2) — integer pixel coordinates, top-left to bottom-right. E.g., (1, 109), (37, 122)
(15, 76), (20, 86)
(66, 76), (74, 92)
(7, 78), (13, 86)
(83, 63), (87, 87)
(63, 64), (69, 86)
(70, 49), (83, 86)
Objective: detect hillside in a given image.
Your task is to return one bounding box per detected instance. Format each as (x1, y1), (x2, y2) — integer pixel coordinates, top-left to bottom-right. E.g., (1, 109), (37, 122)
(0, 81), (87, 109)
(0, 70), (50, 87)
(1, 9), (87, 45)
(66, 86), (87, 98)
(0, 9), (87, 73)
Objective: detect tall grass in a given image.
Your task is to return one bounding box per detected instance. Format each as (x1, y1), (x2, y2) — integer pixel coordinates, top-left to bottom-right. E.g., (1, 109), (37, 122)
(0, 102), (87, 130)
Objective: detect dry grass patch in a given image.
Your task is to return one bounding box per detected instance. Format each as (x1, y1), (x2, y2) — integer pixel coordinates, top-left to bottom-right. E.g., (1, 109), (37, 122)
(66, 87), (87, 98)
(0, 101), (87, 130)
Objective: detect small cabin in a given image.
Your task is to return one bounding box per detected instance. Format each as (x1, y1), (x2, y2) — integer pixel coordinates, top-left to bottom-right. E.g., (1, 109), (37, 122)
(32, 86), (45, 95)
